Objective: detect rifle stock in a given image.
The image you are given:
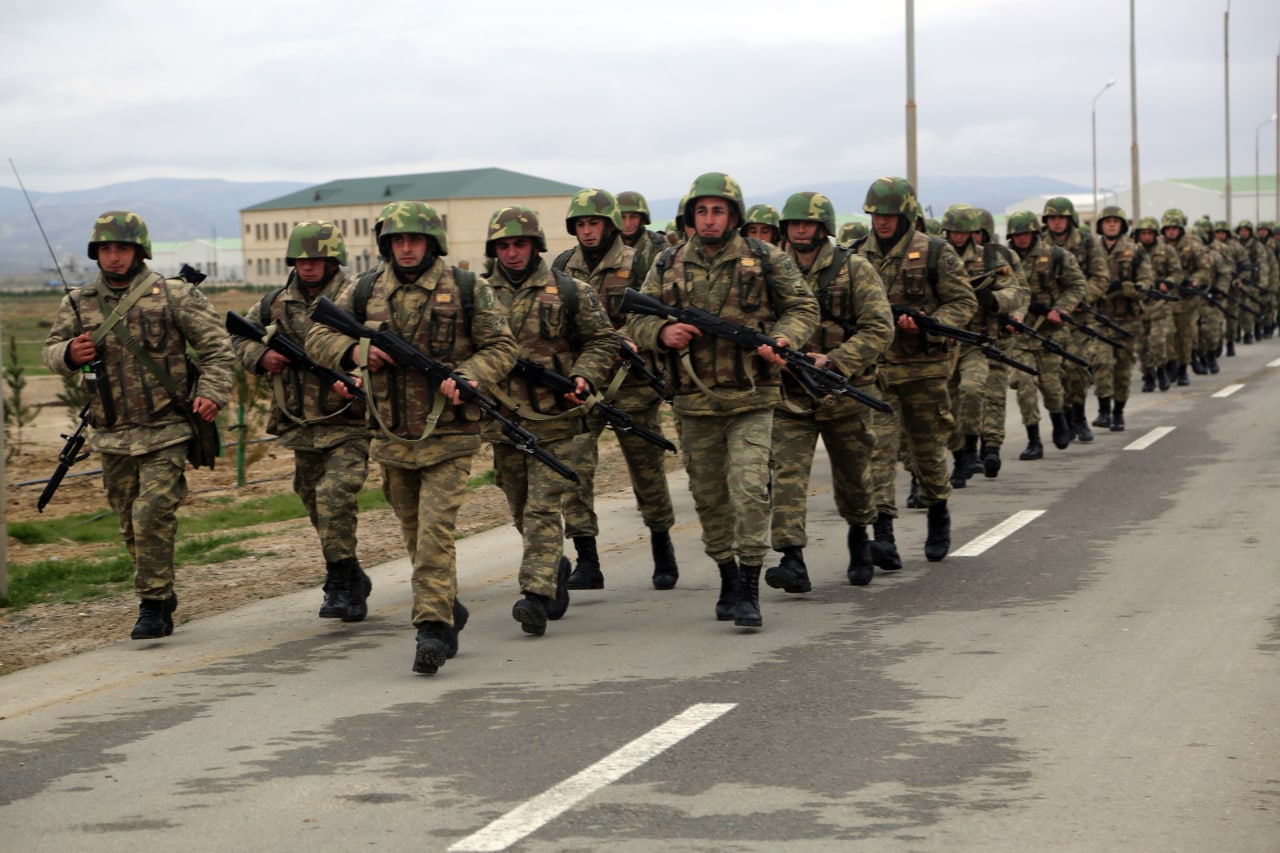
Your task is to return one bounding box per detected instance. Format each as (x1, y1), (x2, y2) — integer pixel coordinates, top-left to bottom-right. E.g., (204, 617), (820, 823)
(226, 310), (364, 400)
(37, 402), (92, 512)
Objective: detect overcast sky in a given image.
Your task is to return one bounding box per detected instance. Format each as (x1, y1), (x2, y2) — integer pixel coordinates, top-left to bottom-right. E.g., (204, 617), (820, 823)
(3, 0), (1278, 209)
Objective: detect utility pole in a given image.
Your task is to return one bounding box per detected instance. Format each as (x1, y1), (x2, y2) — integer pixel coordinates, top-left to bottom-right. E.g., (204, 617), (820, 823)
(905, 0), (918, 193)
(1225, 2), (1233, 224)
(1129, 0), (1141, 218)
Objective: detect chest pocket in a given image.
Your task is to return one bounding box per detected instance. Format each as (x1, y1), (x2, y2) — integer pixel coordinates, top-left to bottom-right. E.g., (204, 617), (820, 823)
(898, 252), (929, 300)
(736, 260), (766, 312)
(427, 302), (459, 356)
(537, 290), (566, 341)
(137, 300), (170, 352)
(599, 271), (632, 325)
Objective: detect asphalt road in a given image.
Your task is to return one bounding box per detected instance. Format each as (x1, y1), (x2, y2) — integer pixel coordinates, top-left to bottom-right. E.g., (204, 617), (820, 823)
(2, 342), (1279, 852)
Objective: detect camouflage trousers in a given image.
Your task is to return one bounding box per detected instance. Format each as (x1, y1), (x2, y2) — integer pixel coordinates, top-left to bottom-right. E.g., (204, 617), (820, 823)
(495, 433), (585, 598)
(293, 437), (370, 565)
(1064, 327), (1103, 406)
(1139, 304), (1173, 372)
(1224, 304), (1243, 344)
(101, 444), (188, 600)
(1199, 303), (1225, 351)
(613, 402), (676, 531)
(770, 397), (876, 551)
(947, 344), (989, 450)
(382, 457), (471, 627)
(870, 375), (954, 514)
(675, 408), (773, 565)
(561, 413), (602, 540)
(1009, 346), (1066, 424)
(1171, 306), (1198, 364)
(1093, 318), (1141, 402)
(980, 360), (1011, 448)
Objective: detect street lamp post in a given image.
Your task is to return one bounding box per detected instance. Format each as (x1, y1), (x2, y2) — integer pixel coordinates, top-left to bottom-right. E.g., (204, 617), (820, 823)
(1092, 79), (1117, 223)
(1225, 2), (1232, 224)
(1256, 114), (1277, 222)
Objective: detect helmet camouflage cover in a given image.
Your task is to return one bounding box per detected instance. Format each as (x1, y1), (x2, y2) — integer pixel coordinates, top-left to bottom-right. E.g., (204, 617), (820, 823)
(862, 176), (921, 221)
(839, 221), (870, 243)
(615, 190), (652, 225)
(485, 205), (547, 258)
(941, 204), (983, 234)
(683, 172), (745, 223)
(565, 188), (623, 234)
(740, 204), (780, 238)
(377, 200), (449, 256)
(1133, 216), (1160, 233)
(924, 217), (942, 236)
(286, 219), (348, 266)
(1236, 219), (1255, 233)
(780, 191), (837, 237)
(88, 210), (152, 260)
(1161, 208), (1187, 229)
(1212, 220), (1230, 233)
(1006, 210), (1041, 237)
(1042, 196), (1080, 227)
(1096, 205), (1129, 235)
(976, 208), (997, 238)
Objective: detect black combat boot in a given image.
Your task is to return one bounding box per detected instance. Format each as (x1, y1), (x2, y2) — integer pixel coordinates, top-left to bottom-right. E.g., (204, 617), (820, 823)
(847, 524), (874, 586)
(1073, 403), (1094, 442)
(318, 561), (350, 619)
(1206, 350), (1220, 374)
(1225, 340), (1235, 357)
(567, 535), (604, 589)
(342, 558), (371, 623)
(650, 529), (679, 590)
(870, 513), (903, 571)
(1243, 329), (1254, 344)
(949, 450), (968, 489)
(1141, 370), (1155, 392)
(162, 591), (178, 636)
(1049, 410), (1072, 449)
(130, 598), (167, 640)
(964, 435), (985, 475)
(445, 599), (469, 659)
(905, 474), (919, 508)
(1018, 424), (1043, 460)
(413, 621), (449, 675)
(715, 559), (740, 621)
(1191, 353), (1208, 373)
(1176, 363), (1190, 385)
(1156, 364), (1171, 391)
(547, 556), (571, 621)
(512, 592), (550, 636)
(924, 501), (951, 562)
(765, 546), (811, 594)
(982, 443), (1002, 478)
(733, 562), (763, 628)
(1110, 400), (1126, 431)
(1091, 398), (1111, 429)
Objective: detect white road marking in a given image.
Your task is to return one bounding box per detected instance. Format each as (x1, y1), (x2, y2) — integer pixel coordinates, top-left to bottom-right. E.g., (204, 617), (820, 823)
(1124, 426), (1176, 451)
(1268, 357), (1280, 368)
(448, 702), (737, 852)
(951, 510), (1046, 557)
(1212, 383), (1245, 398)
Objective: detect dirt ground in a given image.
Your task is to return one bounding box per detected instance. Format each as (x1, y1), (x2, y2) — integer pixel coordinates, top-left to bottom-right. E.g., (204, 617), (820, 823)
(0, 317), (677, 676)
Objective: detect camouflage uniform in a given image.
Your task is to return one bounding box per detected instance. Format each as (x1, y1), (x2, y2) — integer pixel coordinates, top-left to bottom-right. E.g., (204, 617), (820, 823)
(1237, 220), (1279, 338)
(1131, 217), (1180, 390)
(1091, 209), (1154, 427)
(767, 192), (893, 592)
(616, 191), (666, 276)
(974, 208), (1027, 471)
(1160, 210), (1209, 382)
(741, 204), (782, 246)
(43, 211), (234, 639)
(839, 221), (870, 245)
(627, 173), (817, 628)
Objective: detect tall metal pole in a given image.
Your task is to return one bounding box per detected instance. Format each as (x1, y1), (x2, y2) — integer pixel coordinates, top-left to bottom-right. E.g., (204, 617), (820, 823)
(1093, 79), (1117, 223)
(1275, 45), (1279, 221)
(1225, 2), (1232, 224)
(1129, 0), (1141, 218)
(905, 0), (918, 193)
(1258, 115), (1277, 222)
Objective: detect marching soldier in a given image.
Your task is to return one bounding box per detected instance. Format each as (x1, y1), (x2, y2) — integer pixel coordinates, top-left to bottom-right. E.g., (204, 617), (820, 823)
(1090, 207), (1153, 431)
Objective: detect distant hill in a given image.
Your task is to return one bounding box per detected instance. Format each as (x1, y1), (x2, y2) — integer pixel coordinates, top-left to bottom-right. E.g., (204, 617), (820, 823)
(0, 178), (309, 275)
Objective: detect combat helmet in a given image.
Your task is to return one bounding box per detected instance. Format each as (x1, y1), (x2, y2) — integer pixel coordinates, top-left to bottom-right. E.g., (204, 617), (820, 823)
(1236, 219), (1255, 235)
(683, 172), (746, 223)
(485, 206), (547, 258)
(88, 210), (152, 260)
(615, 191), (652, 226)
(286, 219), (348, 266)
(780, 192), (837, 239)
(941, 204), (983, 234)
(673, 191), (691, 232)
(1006, 210), (1041, 239)
(377, 201), (449, 257)
(924, 218), (943, 236)
(1212, 220), (1231, 234)
(1161, 208), (1187, 229)
(565, 188), (623, 235)
(1133, 216), (1160, 234)
(976, 208), (998, 242)
(862, 176), (921, 221)
(740, 204), (781, 241)
(839, 221), (870, 243)
(1042, 196), (1080, 228)
(1095, 205), (1129, 235)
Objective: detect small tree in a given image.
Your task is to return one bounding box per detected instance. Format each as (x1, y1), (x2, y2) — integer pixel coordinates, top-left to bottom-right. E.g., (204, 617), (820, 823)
(56, 366), (89, 428)
(4, 336), (38, 457)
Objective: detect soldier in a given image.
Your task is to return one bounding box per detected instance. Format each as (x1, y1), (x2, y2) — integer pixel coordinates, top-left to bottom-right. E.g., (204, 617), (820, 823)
(1089, 207), (1153, 431)
(1131, 216), (1180, 392)
(554, 189), (680, 591)
(839, 221), (870, 245)
(1042, 197), (1108, 443)
(1237, 219), (1279, 339)
(766, 191), (893, 593)
(1192, 218), (1232, 368)
(1213, 221), (1250, 348)
(307, 201), (517, 674)
(627, 172), (818, 630)
(43, 211), (234, 641)
(616, 190), (666, 274)
(231, 220), (373, 622)
(940, 204), (1028, 486)
(741, 204), (782, 245)
(856, 177), (977, 566)
(484, 206), (618, 637)
(973, 207), (1027, 476)
(1160, 209), (1209, 386)
(1003, 210), (1088, 460)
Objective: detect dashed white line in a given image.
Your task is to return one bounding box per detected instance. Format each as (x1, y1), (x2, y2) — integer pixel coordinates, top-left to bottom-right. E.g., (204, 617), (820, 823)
(951, 510), (1045, 557)
(1212, 383), (1245, 398)
(1124, 426), (1176, 451)
(1268, 357), (1280, 368)
(448, 702), (737, 852)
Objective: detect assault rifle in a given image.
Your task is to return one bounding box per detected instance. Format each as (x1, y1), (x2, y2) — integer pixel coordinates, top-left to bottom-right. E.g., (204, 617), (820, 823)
(1058, 312), (1130, 350)
(1075, 301), (1134, 338)
(619, 288), (892, 414)
(1141, 282), (1182, 302)
(226, 310), (364, 400)
(1178, 283), (1230, 315)
(512, 358), (677, 452)
(37, 402), (92, 512)
(890, 304), (1038, 376)
(1216, 287), (1262, 318)
(617, 341), (672, 403)
(969, 265), (1012, 287)
(310, 297), (578, 483)
(998, 314), (1092, 368)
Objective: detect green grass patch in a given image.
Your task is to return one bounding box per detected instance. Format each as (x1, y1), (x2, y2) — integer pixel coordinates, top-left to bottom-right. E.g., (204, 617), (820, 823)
(468, 468), (496, 488)
(8, 509), (118, 545)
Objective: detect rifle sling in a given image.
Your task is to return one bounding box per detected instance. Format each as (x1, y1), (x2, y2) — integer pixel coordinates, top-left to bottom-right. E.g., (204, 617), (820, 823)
(355, 336), (445, 446)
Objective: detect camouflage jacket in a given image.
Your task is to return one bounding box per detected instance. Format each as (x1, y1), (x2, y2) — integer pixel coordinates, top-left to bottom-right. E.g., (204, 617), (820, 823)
(1011, 236), (1088, 331)
(623, 229), (666, 279)
(1213, 238), (1249, 291)
(486, 257), (619, 442)
(1097, 234), (1154, 320)
(1239, 235), (1280, 293)
(956, 240), (1029, 336)
(306, 259), (517, 469)
(857, 227), (977, 382)
(232, 270), (369, 450)
(627, 233), (819, 417)
(43, 265), (234, 456)
(1203, 240), (1238, 293)
(1048, 228), (1110, 304)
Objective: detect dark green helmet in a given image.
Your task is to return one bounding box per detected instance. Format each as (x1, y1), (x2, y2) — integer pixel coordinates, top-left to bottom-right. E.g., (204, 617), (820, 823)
(779, 191), (837, 238)
(1161, 208), (1187, 229)
(838, 221), (870, 243)
(673, 191), (691, 231)
(924, 217), (942, 236)
(941, 204), (982, 234)
(1007, 210), (1041, 237)
(286, 219), (347, 266)
(377, 200), (449, 256)
(683, 172), (746, 223)
(615, 190), (652, 225)
(1236, 219), (1255, 233)
(976, 208), (997, 239)
(862, 176), (921, 221)
(1259, 221), (1275, 234)
(740, 204), (780, 240)
(1133, 216), (1160, 233)
(565, 188), (623, 235)
(88, 210), (152, 260)
(1213, 219), (1231, 233)
(485, 206), (547, 258)
(1096, 205), (1129, 235)
(1042, 196), (1080, 228)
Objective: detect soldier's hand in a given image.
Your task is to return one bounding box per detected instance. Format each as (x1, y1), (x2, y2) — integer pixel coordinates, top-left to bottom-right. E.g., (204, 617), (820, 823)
(364, 345), (396, 371)
(564, 376), (592, 405)
(806, 352), (831, 370)
(191, 396), (219, 422)
(440, 376), (472, 406)
(896, 313), (921, 334)
(68, 332), (97, 366)
(259, 350), (290, 374)
(1046, 309), (1063, 325)
(334, 375), (361, 401)
(755, 337), (787, 366)
(1004, 313), (1025, 334)
(659, 322), (701, 350)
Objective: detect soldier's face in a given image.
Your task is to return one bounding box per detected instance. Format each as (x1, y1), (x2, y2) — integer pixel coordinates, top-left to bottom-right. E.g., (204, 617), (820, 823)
(390, 233), (430, 268)
(621, 212), (644, 237)
(574, 217), (608, 248)
(693, 199), (737, 241)
(947, 230), (976, 248)
(1215, 231), (1229, 242)
(871, 214), (899, 239)
(744, 223), (776, 242)
(786, 221), (821, 246)
(1163, 226), (1182, 241)
(1010, 233), (1035, 250)
(1045, 215), (1070, 235)
(1100, 218), (1123, 238)
(1238, 228), (1252, 240)
(294, 258), (327, 284)
(1136, 230), (1156, 247)
(495, 237), (535, 271)
(96, 242), (136, 275)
